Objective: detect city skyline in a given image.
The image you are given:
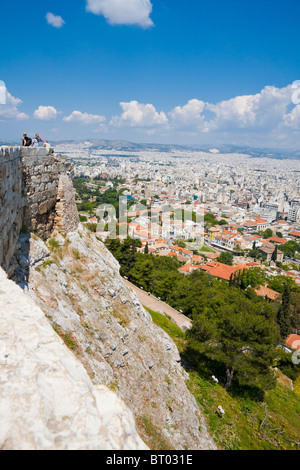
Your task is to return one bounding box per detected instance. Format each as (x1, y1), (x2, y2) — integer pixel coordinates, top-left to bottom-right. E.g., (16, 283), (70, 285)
(0, 0), (300, 148)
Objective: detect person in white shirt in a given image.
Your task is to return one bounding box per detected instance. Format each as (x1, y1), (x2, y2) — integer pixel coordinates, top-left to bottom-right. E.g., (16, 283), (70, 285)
(43, 141), (51, 150)
(32, 133), (43, 147)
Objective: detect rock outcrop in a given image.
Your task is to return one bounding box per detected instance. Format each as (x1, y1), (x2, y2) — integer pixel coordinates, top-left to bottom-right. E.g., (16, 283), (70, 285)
(12, 227), (216, 450)
(0, 267), (147, 450)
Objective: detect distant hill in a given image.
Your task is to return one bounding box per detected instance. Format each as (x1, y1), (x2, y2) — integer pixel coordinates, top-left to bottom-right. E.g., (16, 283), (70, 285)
(53, 139), (300, 160)
(2, 138), (300, 160)
(54, 139), (189, 153)
(0, 139), (18, 146)
(191, 144), (300, 160)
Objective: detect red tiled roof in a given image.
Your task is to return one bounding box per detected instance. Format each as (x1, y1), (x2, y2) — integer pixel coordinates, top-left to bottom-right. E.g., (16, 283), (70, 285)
(285, 334), (300, 350)
(192, 255), (205, 263)
(205, 253), (219, 259)
(244, 221), (257, 227)
(268, 236), (287, 244)
(170, 246), (193, 255)
(135, 230), (152, 239)
(178, 265), (192, 273)
(197, 262), (249, 281)
(255, 285), (280, 301)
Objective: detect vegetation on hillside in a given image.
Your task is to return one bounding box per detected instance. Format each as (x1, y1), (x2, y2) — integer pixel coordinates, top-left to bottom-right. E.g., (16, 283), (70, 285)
(106, 238), (300, 388)
(74, 177), (135, 218)
(146, 307), (300, 450)
(75, 177), (300, 450)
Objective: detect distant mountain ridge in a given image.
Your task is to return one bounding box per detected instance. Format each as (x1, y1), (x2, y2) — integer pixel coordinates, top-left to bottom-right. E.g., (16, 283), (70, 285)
(54, 139), (300, 160)
(0, 139), (19, 146)
(2, 138), (300, 160)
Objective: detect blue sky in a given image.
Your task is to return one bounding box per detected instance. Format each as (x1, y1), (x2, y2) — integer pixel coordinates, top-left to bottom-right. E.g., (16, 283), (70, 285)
(0, 0), (300, 147)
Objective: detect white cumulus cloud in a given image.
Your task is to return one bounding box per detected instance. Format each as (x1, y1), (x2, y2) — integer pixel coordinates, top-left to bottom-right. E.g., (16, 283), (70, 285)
(206, 85), (294, 131)
(167, 84), (297, 137)
(0, 85), (29, 121)
(169, 99), (207, 130)
(283, 105), (300, 129)
(86, 0), (153, 27)
(111, 101), (168, 128)
(46, 12), (65, 28)
(34, 106), (58, 121)
(63, 110), (106, 125)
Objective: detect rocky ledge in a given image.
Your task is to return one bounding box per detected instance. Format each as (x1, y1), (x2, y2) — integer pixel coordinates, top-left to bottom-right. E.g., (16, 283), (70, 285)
(0, 266), (148, 450)
(10, 226), (216, 450)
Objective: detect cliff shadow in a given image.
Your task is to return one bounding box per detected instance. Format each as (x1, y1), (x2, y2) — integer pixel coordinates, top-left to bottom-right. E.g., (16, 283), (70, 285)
(10, 230), (31, 290)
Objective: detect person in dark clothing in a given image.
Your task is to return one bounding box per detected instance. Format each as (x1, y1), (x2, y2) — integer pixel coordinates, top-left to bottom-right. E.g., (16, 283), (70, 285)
(22, 132), (32, 147)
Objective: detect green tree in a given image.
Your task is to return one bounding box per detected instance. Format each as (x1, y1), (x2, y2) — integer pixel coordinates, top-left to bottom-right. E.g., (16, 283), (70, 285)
(187, 293), (278, 391)
(204, 213), (218, 226)
(277, 283), (292, 339)
(263, 228), (273, 239)
(129, 257), (154, 291)
(271, 246), (278, 263)
(290, 292), (300, 332)
(218, 251), (233, 266)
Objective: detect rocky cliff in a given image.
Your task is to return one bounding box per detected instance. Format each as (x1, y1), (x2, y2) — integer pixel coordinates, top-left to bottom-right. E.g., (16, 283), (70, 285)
(0, 267), (147, 450)
(0, 146), (216, 450)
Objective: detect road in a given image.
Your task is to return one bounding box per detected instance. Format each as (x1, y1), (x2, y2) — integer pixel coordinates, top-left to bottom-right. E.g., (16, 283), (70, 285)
(124, 279), (192, 331)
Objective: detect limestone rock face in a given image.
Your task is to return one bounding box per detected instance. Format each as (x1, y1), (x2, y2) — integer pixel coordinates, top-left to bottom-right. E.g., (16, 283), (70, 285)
(20, 227), (216, 450)
(0, 268), (148, 450)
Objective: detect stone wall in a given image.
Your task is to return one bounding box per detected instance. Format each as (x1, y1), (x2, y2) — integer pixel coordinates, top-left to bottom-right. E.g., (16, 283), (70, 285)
(0, 147), (24, 274)
(0, 146), (78, 274)
(54, 174), (80, 234)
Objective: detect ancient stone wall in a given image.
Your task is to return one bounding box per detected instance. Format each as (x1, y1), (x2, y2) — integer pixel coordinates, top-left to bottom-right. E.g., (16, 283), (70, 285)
(0, 147), (24, 273)
(0, 146), (78, 274)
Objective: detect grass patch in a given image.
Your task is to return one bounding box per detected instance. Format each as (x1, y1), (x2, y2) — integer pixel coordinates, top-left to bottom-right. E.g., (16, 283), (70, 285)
(198, 245), (216, 253)
(72, 248), (81, 260)
(136, 415), (174, 451)
(48, 238), (60, 250)
(111, 308), (130, 328)
(52, 322), (82, 355)
(42, 259), (54, 269)
(295, 376), (300, 396)
(145, 307), (185, 352)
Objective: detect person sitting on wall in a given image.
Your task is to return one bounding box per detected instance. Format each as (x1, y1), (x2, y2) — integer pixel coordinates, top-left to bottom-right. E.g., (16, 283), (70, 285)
(22, 132), (32, 147)
(31, 134), (43, 147)
(43, 140), (52, 151)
